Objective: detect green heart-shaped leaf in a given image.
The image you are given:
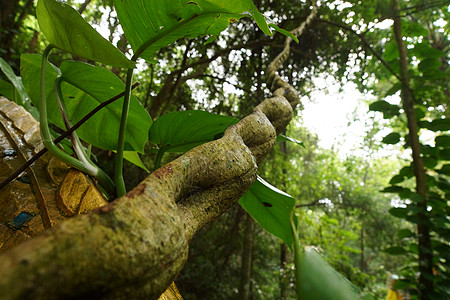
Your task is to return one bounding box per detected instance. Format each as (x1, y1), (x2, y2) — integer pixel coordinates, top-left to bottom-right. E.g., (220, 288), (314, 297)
(149, 110), (238, 153)
(239, 176), (295, 247)
(21, 54), (151, 151)
(37, 0), (135, 68)
(114, 0), (274, 61)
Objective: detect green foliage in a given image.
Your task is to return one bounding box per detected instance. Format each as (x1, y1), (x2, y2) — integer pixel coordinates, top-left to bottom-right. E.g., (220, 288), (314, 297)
(369, 100), (400, 119)
(0, 58), (38, 119)
(114, 0), (273, 61)
(20, 54), (151, 152)
(293, 246), (361, 299)
(0, 79), (14, 100)
(149, 110), (238, 153)
(36, 0), (135, 68)
(239, 176), (296, 247)
(382, 132), (401, 144)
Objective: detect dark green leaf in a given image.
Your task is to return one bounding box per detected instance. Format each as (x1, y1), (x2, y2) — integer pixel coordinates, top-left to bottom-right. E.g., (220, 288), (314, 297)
(405, 215), (420, 224)
(420, 119), (450, 131)
(295, 247), (360, 299)
(428, 118), (450, 131)
(0, 58), (38, 119)
(114, 0), (280, 61)
(268, 24), (298, 43)
(124, 151), (149, 172)
(384, 82), (401, 97)
(389, 175), (405, 185)
(382, 185), (405, 193)
(21, 54), (151, 151)
(37, 0), (135, 68)
(423, 157), (437, 169)
(418, 58), (442, 75)
(276, 135), (304, 147)
(418, 120), (431, 129)
(383, 42), (399, 61)
(368, 100), (400, 118)
(0, 79), (14, 100)
(435, 135), (450, 148)
(438, 164), (450, 176)
(398, 188), (412, 199)
(440, 149), (450, 160)
(402, 21), (427, 37)
(394, 280), (411, 290)
(413, 43), (444, 59)
(399, 166), (414, 178)
(239, 176), (295, 247)
(415, 106), (426, 120)
(389, 207), (408, 218)
(149, 110), (238, 153)
(410, 193), (423, 203)
(383, 246), (407, 255)
(421, 145), (439, 158)
(409, 243), (418, 254)
(382, 132), (401, 144)
(398, 229), (414, 239)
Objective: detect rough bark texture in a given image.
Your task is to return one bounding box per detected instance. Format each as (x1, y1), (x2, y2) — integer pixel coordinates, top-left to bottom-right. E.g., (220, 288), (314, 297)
(0, 97), (183, 300)
(0, 2), (318, 298)
(0, 89), (290, 300)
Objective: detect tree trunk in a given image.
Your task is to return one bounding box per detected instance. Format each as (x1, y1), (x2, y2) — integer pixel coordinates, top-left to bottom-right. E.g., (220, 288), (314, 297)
(238, 213), (254, 300)
(392, 0), (433, 298)
(77, 0), (93, 14)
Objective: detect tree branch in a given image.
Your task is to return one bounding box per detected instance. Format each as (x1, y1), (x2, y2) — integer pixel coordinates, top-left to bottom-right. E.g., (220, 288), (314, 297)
(318, 19), (402, 82)
(392, 0), (433, 297)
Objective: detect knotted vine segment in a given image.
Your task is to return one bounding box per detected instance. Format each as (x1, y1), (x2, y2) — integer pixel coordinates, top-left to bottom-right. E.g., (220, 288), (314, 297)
(0, 3), (318, 299)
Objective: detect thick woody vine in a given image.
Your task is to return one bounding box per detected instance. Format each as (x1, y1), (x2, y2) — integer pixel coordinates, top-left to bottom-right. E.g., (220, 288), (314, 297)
(0, 2), (318, 300)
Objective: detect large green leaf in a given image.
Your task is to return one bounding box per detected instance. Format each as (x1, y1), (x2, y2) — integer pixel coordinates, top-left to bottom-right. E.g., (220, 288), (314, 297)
(430, 119), (450, 131)
(149, 110), (238, 153)
(412, 43), (444, 59)
(117, 151), (150, 172)
(239, 176), (295, 247)
(36, 0), (135, 68)
(114, 0), (275, 61)
(402, 21), (428, 37)
(382, 42), (399, 61)
(382, 132), (401, 144)
(295, 247), (360, 299)
(369, 100), (400, 118)
(20, 54), (151, 152)
(0, 79), (14, 100)
(418, 58), (442, 75)
(383, 246), (408, 255)
(0, 58), (38, 119)
(435, 135), (450, 148)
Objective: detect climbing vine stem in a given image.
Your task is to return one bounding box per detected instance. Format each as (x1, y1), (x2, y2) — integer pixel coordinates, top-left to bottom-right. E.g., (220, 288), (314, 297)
(40, 45), (115, 194)
(115, 67), (135, 197)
